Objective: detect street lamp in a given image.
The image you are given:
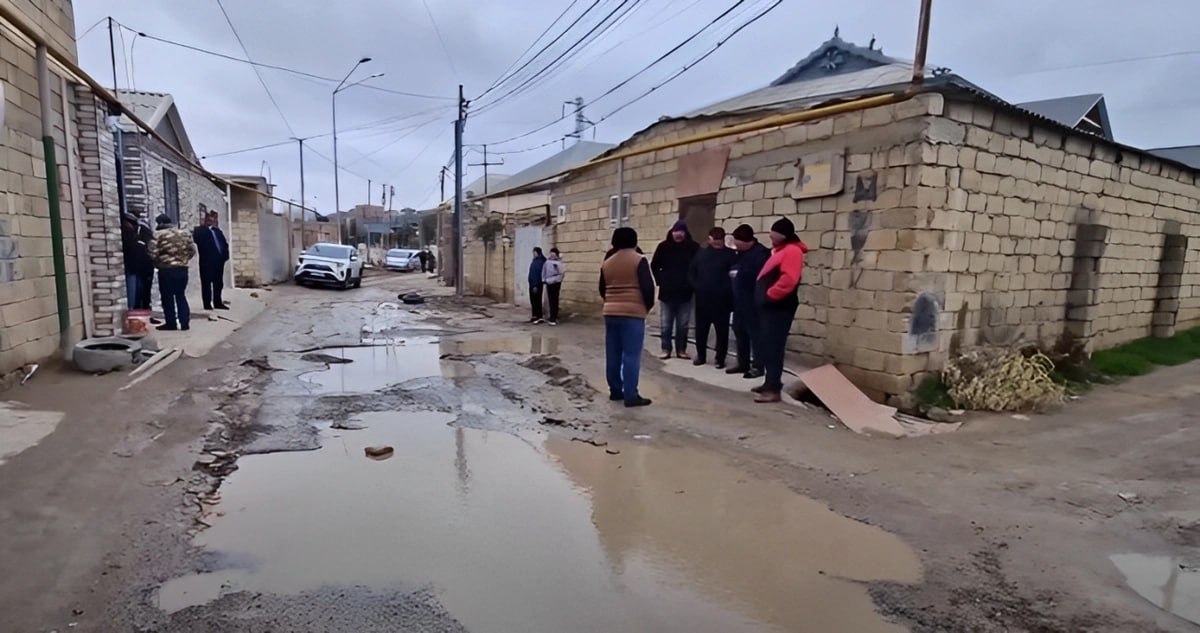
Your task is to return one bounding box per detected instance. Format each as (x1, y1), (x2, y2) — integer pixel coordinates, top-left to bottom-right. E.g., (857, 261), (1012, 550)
(332, 57), (380, 245)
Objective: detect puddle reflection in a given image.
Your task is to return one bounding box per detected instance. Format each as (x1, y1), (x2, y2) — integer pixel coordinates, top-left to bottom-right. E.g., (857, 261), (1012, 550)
(1111, 553), (1200, 625)
(159, 413), (920, 632)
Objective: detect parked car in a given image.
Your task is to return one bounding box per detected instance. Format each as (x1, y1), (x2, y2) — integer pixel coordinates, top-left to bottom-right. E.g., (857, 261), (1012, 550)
(295, 243), (363, 289)
(385, 248), (421, 272)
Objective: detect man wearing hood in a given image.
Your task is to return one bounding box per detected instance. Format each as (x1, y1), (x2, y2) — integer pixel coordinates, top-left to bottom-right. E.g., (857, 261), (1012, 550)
(527, 247), (547, 324)
(728, 224), (771, 379)
(650, 220), (699, 359)
(688, 227), (736, 368)
(753, 217), (809, 403)
(148, 213), (196, 331)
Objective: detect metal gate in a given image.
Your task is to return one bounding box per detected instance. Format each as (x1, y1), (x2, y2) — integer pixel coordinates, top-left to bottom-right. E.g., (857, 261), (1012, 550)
(513, 226), (545, 307)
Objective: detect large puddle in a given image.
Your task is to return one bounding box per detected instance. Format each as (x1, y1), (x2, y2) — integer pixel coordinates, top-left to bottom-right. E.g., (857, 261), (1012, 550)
(1111, 553), (1200, 625)
(160, 412), (921, 631)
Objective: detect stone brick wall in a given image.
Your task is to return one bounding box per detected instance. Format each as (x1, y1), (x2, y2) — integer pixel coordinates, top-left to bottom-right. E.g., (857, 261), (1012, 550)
(0, 14), (86, 375)
(73, 85), (124, 337)
(229, 186), (267, 286)
(917, 98), (1200, 371)
(462, 203), (550, 302)
(0, 0), (76, 62)
(118, 132), (226, 230)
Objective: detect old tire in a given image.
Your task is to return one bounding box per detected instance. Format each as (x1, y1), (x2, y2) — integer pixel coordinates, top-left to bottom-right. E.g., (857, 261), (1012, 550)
(73, 336), (143, 373)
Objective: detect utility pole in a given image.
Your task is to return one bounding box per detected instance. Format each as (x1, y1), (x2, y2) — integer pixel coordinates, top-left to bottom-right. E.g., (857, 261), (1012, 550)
(454, 84), (465, 296)
(912, 0), (933, 84)
(387, 185), (394, 212)
(107, 18), (119, 94)
(297, 137), (307, 250)
(468, 144), (504, 196)
(367, 179), (371, 208)
(439, 166), (448, 202)
(562, 97), (592, 147)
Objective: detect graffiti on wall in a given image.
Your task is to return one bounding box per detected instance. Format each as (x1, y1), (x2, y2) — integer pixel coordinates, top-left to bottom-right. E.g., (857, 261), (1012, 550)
(0, 218), (18, 283)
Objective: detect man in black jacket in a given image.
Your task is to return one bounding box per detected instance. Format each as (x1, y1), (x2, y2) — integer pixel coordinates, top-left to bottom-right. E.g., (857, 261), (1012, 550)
(121, 213), (155, 309)
(650, 220), (699, 360)
(688, 227), (736, 368)
(727, 224), (771, 379)
(193, 210), (230, 310)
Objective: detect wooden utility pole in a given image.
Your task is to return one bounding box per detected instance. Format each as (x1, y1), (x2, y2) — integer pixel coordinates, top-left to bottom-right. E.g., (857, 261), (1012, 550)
(468, 144), (504, 196)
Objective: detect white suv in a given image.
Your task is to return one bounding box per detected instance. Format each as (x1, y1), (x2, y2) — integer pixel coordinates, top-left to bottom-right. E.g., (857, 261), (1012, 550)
(295, 243), (363, 289)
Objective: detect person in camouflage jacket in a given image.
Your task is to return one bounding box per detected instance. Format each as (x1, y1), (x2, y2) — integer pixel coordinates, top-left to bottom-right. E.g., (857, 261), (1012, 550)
(148, 214), (195, 330)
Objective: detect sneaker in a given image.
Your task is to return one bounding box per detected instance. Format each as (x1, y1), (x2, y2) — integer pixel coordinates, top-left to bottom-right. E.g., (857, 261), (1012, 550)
(743, 368), (764, 379)
(725, 366), (748, 375)
(157, 324), (178, 331)
(624, 397), (652, 408)
(547, 320), (557, 326)
(659, 351), (672, 360)
(750, 384), (769, 393)
(692, 357), (706, 366)
(214, 304), (230, 310)
(532, 318), (545, 325)
(675, 351), (690, 360)
(609, 393), (624, 401)
(754, 391), (782, 403)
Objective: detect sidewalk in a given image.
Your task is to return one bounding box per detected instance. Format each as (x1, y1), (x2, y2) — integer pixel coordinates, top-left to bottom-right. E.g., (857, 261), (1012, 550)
(151, 286), (269, 358)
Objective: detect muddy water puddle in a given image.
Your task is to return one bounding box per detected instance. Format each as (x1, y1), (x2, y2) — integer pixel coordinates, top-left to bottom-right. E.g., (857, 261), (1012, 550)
(160, 413), (920, 631)
(1110, 553), (1200, 625)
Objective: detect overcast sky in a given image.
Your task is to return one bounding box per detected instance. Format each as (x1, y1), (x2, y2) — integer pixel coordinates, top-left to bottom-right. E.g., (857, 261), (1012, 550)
(74, 0), (1200, 216)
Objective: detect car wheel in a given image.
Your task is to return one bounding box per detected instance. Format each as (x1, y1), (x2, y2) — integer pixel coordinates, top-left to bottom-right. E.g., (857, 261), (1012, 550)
(354, 270), (363, 288)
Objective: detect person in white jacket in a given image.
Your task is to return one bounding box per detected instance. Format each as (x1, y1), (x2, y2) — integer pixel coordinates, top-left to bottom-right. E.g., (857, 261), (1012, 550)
(541, 248), (566, 325)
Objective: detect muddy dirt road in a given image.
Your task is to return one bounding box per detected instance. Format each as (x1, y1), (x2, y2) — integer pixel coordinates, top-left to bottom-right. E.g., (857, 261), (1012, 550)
(1, 272), (1197, 632)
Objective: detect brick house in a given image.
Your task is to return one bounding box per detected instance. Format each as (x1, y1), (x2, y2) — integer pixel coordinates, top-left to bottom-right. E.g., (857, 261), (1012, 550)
(466, 35), (1200, 402)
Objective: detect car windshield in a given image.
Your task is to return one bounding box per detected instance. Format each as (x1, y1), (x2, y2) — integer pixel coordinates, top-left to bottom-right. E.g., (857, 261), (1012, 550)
(388, 250), (417, 258)
(307, 244), (353, 259)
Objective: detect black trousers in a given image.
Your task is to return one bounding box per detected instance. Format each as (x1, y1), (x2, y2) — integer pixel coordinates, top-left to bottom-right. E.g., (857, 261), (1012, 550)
(694, 301), (731, 363)
(546, 283), (562, 321)
(732, 303), (762, 371)
(135, 272), (154, 310)
(758, 303), (798, 392)
(199, 259), (225, 308)
(529, 284), (544, 320)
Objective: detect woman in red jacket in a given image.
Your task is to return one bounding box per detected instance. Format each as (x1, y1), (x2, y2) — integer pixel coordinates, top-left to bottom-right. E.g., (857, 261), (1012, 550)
(753, 218), (809, 403)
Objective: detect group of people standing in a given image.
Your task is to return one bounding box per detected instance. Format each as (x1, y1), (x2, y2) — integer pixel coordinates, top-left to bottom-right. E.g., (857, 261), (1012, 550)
(527, 247), (566, 325)
(599, 216), (807, 406)
(120, 209), (230, 332)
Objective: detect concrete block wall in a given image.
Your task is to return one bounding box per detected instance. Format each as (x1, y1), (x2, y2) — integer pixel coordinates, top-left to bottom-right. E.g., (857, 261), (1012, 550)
(0, 17), (86, 375)
(229, 187), (264, 286)
(120, 133), (226, 230)
(74, 85), (124, 337)
(548, 96), (943, 399)
(919, 98), (1200, 365)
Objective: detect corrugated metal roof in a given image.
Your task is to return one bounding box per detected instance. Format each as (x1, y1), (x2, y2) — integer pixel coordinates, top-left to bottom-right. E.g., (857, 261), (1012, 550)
(1148, 145), (1200, 169)
(682, 64), (919, 119)
(114, 89), (173, 132)
(1015, 93), (1103, 128)
(769, 35), (901, 86)
(484, 140), (615, 198)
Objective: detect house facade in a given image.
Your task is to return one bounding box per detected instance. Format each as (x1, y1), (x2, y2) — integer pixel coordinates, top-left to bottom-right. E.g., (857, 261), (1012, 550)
(464, 36), (1200, 402)
(223, 174), (292, 287)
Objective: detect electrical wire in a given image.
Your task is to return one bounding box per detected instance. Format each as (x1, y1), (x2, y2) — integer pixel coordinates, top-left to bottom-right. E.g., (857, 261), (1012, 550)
(114, 21), (453, 101)
(480, 0), (781, 156)
(77, 16), (108, 40)
(215, 0), (295, 136)
(116, 22), (133, 90)
(345, 114), (447, 167)
(474, 0), (606, 102)
(476, 0), (755, 147)
(472, 0), (642, 114)
(478, 0), (585, 98)
(420, 0), (459, 78)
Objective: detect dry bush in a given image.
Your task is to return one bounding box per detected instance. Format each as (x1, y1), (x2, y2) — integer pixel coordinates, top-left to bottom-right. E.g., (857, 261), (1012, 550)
(942, 347), (1065, 412)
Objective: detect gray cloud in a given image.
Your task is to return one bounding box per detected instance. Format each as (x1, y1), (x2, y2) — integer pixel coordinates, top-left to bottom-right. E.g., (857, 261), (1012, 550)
(74, 0), (1200, 215)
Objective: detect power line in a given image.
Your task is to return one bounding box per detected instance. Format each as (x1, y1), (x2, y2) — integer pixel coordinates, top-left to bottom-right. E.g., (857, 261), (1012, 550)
(77, 16), (108, 40)
(420, 0), (459, 78)
(478, 0), (585, 98)
(215, 0), (295, 136)
(482, 0), (782, 156)
(474, 0), (605, 102)
(476, 0), (757, 148)
(1007, 49), (1200, 77)
(115, 21), (453, 101)
(345, 114), (447, 167)
(473, 0), (643, 113)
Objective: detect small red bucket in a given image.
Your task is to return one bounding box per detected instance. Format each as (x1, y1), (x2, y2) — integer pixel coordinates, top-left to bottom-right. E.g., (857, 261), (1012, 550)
(123, 309), (152, 337)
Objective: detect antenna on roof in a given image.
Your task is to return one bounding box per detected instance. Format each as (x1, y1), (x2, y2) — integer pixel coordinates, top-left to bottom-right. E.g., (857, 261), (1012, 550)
(833, 25), (840, 38)
(868, 35), (876, 50)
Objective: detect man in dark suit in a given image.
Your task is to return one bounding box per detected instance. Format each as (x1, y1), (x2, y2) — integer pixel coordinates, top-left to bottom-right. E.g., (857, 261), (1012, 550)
(193, 209), (230, 310)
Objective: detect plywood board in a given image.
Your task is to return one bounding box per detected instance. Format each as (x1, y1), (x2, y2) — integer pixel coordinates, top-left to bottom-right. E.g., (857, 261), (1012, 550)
(798, 365), (905, 438)
(675, 147), (731, 199)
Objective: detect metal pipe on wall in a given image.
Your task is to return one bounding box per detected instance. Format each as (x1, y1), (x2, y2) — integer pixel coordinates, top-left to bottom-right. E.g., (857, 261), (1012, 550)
(36, 45), (72, 357)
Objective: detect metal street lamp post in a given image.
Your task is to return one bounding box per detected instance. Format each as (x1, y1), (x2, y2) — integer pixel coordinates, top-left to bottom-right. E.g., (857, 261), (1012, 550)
(332, 57), (381, 245)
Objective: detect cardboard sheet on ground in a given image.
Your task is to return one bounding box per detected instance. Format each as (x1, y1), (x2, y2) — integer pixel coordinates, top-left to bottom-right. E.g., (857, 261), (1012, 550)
(798, 365), (906, 438)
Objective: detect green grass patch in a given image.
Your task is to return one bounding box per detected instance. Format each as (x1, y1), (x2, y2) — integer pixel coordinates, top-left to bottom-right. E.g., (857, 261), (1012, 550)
(1089, 326), (1200, 377)
(914, 375), (955, 410)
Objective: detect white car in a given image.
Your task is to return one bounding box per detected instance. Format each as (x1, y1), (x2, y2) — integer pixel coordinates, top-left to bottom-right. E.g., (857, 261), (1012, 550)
(295, 243), (363, 289)
(385, 248), (421, 272)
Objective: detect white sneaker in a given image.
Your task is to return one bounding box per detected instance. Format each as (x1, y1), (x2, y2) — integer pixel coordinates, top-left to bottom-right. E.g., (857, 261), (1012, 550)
(533, 318), (545, 324)
(547, 320), (557, 326)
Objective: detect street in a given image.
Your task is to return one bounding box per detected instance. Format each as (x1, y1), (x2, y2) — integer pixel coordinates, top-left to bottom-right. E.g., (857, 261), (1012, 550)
(1, 271), (1198, 632)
